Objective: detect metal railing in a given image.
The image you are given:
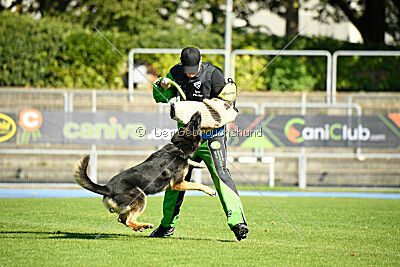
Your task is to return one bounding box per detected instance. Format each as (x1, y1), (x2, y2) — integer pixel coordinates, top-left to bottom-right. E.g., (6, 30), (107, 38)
(347, 93), (400, 116)
(230, 50), (332, 103)
(128, 49), (333, 103)
(126, 48), (400, 105)
(2, 49), (400, 188)
(332, 50), (400, 104)
(1, 148), (399, 188)
(128, 48), (226, 102)
(0, 89), (69, 112)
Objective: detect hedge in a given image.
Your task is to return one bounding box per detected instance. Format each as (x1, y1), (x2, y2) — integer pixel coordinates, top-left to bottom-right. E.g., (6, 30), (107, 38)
(1, 11), (399, 91)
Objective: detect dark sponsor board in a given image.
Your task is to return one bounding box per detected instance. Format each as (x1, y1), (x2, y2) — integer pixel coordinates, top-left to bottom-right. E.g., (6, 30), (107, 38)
(229, 114), (400, 148)
(14, 109), (400, 149)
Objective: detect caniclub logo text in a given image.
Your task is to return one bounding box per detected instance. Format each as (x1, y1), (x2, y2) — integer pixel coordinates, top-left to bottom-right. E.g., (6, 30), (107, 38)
(19, 109), (43, 144)
(0, 113), (17, 142)
(285, 118), (371, 143)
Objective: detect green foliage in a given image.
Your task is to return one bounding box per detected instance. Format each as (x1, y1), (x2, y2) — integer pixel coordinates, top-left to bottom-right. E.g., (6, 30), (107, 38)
(314, 0), (400, 45)
(116, 25), (225, 79)
(232, 33), (400, 92)
(64, 0), (175, 34)
(1, 11), (399, 91)
(337, 56), (400, 92)
(0, 11), (225, 89)
(0, 11), (124, 89)
(234, 55), (318, 92)
(232, 34), (324, 92)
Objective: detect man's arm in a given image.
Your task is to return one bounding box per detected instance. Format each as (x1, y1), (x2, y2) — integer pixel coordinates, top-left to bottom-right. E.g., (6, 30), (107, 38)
(210, 68), (226, 99)
(152, 71), (177, 103)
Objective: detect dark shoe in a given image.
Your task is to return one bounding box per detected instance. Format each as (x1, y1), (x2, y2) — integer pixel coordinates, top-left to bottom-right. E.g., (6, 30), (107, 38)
(232, 223), (248, 241)
(149, 225), (175, 238)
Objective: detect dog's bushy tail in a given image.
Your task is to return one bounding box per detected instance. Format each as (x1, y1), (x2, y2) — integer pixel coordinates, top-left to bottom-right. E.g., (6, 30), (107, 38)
(74, 155), (109, 196)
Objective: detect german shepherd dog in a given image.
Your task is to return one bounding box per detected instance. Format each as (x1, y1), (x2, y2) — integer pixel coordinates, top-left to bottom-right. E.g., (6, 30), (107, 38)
(74, 112), (216, 231)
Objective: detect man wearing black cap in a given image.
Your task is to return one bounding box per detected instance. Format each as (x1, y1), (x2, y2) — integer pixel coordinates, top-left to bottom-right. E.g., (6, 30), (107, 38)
(151, 47), (249, 241)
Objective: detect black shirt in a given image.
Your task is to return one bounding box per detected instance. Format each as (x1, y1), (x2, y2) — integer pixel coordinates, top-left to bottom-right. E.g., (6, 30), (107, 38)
(169, 62), (225, 101)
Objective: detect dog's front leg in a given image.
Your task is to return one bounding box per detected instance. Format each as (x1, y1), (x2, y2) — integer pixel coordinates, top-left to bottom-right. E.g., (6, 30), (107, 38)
(125, 210), (154, 232)
(171, 181), (216, 196)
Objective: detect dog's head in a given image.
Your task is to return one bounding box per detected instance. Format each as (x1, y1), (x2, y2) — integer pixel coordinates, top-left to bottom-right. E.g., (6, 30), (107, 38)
(171, 111), (202, 157)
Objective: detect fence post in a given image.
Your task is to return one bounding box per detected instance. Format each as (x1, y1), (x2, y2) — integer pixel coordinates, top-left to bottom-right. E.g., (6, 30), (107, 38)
(298, 94), (307, 188)
(63, 92), (68, 112)
(224, 0), (233, 80)
(90, 144), (98, 183)
(90, 95), (97, 183)
(68, 92), (74, 112)
(298, 148), (307, 189)
(92, 90), (97, 112)
(193, 168), (202, 184)
(262, 157), (275, 188)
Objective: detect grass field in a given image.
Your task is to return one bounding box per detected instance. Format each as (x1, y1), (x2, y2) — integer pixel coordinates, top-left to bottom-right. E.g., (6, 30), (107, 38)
(1, 196), (399, 266)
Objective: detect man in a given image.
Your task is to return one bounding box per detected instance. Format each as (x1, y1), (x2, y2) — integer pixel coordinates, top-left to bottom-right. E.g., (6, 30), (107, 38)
(150, 47), (248, 241)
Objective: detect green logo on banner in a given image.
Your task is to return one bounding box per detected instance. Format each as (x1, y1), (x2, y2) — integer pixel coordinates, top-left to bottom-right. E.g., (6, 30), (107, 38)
(240, 130), (275, 148)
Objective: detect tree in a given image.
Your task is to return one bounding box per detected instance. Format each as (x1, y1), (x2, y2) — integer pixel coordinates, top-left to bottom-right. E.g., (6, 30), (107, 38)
(286, 0), (300, 35)
(0, 0), (86, 16)
(179, 0), (261, 32)
(314, 0), (400, 45)
(2, 0), (301, 36)
(177, 0), (301, 36)
(265, 0), (302, 36)
(0, 0), (178, 34)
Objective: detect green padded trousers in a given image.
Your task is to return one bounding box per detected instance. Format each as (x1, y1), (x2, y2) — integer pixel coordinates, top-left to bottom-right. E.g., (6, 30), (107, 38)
(160, 135), (247, 230)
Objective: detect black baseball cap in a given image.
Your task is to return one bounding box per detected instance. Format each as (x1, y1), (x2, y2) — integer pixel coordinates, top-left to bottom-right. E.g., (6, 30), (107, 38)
(180, 47), (201, 74)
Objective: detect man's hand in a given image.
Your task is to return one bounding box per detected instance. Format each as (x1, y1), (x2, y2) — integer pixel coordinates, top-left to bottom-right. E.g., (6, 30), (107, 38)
(168, 97), (177, 103)
(161, 78), (171, 90)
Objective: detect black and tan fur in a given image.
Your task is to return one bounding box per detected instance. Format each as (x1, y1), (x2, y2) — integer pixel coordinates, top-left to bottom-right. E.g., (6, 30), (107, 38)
(74, 112), (216, 231)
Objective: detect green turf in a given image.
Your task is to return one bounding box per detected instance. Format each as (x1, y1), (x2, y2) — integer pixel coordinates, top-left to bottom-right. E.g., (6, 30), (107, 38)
(0, 196), (399, 266)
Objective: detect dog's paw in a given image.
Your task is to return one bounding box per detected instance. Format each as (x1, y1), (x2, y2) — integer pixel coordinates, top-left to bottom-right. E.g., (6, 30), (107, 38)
(206, 189), (217, 196)
(145, 224), (154, 229)
(129, 223), (154, 232)
(130, 226), (142, 232)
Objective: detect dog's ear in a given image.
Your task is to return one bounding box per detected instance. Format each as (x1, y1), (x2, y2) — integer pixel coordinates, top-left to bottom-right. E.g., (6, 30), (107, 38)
(171, 130), (178, 143)
(171, 126), (184, 143)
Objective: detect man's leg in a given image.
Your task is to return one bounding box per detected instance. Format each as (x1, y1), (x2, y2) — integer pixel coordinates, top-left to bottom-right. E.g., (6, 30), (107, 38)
(149, 152), (202, 237)
(201, 135), (248, 232)
(150, 136), (248, 239)
(159, 162), (196, 228)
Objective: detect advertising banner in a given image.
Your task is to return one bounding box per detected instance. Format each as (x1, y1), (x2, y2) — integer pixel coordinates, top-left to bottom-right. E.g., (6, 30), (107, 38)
(227, 114), (400, 148)
(20, 110), (176, 146)
(13, 109), (400, 149)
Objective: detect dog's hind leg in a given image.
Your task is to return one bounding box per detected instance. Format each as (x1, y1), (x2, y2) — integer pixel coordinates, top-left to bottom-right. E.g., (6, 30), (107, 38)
(125, 187), (154, 232)
(171, 181), (217, 196)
